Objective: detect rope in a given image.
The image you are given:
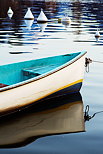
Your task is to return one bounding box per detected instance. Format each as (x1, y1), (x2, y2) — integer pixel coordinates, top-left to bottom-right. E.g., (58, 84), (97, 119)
(84, 105), (91, 121)
(84, 105), (103, 122)
(85, 58), (92, 73)
(85, 58), (103, 73)
(92, 60), (103, 63)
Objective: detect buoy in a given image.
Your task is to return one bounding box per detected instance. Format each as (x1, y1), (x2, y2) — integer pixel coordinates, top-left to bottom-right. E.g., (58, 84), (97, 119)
(95, 28), (100, 42)
(61, 16), (71, 27)
(58, 18), (62, 23)
(37, 8), (48, 23)
(7, 7), (13, 18)
(95, 29), (100, 38)
(7, 7), (13, 14)
(24, 8), (34, 20)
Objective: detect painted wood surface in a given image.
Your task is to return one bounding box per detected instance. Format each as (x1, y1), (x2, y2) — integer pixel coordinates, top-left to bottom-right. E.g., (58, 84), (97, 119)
(0, 52), (86, 114)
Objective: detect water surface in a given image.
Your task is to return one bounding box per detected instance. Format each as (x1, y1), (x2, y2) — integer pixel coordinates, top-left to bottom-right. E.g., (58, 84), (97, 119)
(0, 0), (103, 153)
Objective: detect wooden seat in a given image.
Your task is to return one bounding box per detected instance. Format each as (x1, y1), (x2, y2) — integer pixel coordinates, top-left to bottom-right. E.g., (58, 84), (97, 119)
(22, 64), (59, 77)
(22, 69), (41, 76)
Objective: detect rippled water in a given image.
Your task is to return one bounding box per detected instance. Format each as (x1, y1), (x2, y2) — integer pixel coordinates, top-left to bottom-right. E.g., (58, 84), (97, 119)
(0, 0), (103, 153)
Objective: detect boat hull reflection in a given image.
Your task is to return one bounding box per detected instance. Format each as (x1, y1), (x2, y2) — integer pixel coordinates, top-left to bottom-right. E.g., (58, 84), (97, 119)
(0, 92), (85, 148)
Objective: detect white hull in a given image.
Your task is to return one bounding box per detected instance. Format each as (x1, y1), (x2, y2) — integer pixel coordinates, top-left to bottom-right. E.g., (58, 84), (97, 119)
(0, 55), (85, 114)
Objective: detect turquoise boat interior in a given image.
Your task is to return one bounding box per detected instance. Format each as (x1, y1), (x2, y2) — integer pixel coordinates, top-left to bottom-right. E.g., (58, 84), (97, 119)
(0, 52), (82, 88)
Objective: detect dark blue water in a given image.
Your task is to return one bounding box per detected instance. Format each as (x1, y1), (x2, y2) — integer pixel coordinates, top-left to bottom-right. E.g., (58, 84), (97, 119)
(0, 0), (103, 153)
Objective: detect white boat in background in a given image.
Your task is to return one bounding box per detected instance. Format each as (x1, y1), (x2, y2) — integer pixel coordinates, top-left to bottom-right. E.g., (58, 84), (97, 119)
(37, 8), (48, 23)
(24, 8), (34, 20)
(0, 93), (85, 148)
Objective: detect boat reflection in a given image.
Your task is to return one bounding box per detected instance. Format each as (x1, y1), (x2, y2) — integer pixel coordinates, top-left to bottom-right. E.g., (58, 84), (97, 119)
(0, 92), (85, 148)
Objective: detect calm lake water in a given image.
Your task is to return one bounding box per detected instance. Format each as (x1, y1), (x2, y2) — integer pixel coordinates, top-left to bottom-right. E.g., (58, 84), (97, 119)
(0, 0), (103, 153)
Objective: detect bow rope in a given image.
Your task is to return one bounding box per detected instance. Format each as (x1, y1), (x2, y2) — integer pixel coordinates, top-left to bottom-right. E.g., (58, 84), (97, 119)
(85, 58), (103, 72)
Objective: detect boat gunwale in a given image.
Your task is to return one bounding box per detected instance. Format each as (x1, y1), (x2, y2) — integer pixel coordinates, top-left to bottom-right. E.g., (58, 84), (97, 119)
(0, 51), (87, 92)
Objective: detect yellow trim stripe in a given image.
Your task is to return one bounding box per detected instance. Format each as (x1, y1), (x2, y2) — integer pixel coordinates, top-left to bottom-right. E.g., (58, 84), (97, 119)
(0, 79), (83, 114)
(56, 79), (83, 92)
(33, 79), (83, 103)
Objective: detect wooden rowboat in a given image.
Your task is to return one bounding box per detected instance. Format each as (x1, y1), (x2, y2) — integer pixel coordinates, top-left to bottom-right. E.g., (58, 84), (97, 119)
(0, 51), (86, 115)
(0, 93), (85, 148)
